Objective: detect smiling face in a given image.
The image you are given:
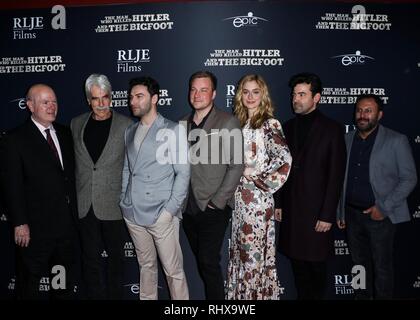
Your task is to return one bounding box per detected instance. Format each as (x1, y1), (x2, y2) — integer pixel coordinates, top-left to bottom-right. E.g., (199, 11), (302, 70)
(89, 85), (112, 120)
(189, 77), (216, 112)
(26, 84), (58, 127)
(355, 97), (383, 136)
(241, 80), (262, 117)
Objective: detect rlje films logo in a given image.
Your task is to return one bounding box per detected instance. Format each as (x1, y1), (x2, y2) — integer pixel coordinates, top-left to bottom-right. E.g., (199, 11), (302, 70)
(415, 136), (420, 144)
(116, 49), (150, 73)
(0, 213), (8, 222)
(95, 13), (174, 33)
(335, 265), (366, 295)
(12, 5), (66, 40)
(316, 5), (391, 31)
(331, 50), (374, 66)
(320, 87), (388, 105)
(225, 84), (236, 108)
(204, 49), (284, 67)
(0, 55), (66, 74)
(223, 12), (268, 28)
(112, 89), (172, 108)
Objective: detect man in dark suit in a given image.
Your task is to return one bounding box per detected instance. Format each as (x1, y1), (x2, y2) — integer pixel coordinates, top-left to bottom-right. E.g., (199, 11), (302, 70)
(274, 73), (346, 300)
(71, 74), (133, 299)
(182, 71), (243, 299)
(0, 84), (79, 299)
(337, 94), (417, 299)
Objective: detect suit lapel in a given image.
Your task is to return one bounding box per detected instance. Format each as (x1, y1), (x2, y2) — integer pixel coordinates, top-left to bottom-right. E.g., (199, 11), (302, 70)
(126, 122), (138, 170)
(202, 107), (218, 134)
(96, 112), (117, 166)
(190, 107), (218, 152)
(27, 120), (63, 171)
(78, 112), (94, 166)
(131, 114), (164, 170)
(369, 125), (385, 174)
(54, 125), (68, 171)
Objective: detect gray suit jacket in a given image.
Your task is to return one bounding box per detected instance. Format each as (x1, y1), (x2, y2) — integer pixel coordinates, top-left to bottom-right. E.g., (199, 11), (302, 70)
(71, 111), (133, 220)
(182, 107), (244, 211)
(120, 114), (190, 226)
(337, 125), (417, 224)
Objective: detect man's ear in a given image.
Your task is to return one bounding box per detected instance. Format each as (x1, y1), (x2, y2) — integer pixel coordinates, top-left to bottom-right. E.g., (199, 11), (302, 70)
(313, 92), (321, 105)
(152, 94), (159, 105)
(26, 99), (34, 113)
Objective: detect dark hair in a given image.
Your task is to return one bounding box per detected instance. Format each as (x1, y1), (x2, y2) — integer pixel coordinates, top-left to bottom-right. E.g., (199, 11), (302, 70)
(128, 76), (160, 98)
(355, 94), (383, 111)
(189, 70), (217, 91)
(288, 72), (322, 96)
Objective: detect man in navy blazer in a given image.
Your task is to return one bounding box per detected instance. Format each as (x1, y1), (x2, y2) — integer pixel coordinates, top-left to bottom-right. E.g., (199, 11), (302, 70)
(337, 94), (417, 299)
(120, 76), (190, 300)
(0, 84), (79, 299)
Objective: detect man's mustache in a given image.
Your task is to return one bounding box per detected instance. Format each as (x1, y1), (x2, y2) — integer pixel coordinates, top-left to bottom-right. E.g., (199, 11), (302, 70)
(94, 105), (110, 111)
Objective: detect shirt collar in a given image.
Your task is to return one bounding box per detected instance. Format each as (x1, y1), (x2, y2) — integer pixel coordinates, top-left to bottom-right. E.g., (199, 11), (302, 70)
(31, 116), (55, 133)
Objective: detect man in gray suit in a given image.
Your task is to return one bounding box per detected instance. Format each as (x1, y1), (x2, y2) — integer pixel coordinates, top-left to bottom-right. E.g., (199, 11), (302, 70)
(71, 74), (133, 299)
(120, 76), (190, 300)
(182, 71), (243, 300)
(337, 94), (417, 299)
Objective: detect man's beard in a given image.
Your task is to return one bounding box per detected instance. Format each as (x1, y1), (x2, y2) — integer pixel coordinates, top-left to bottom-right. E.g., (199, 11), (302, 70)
(135, 103), (152, 117)
(356, 118), (378, 132)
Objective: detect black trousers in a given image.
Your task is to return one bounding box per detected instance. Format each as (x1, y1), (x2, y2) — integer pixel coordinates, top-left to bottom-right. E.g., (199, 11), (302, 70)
(290, 259), (327, 300)
(346, 206), (396, 299)
(15, 231), (80, 300)
(79, 208), (128, 300)
(183, 206), (231, 300)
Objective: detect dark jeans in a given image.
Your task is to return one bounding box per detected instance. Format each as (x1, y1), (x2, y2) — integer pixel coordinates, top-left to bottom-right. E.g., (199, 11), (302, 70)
(183, 206), (231, 300)
(346, 206), (396, 300)
(79, 208), (127, 300)
(290, 259), (327, 300)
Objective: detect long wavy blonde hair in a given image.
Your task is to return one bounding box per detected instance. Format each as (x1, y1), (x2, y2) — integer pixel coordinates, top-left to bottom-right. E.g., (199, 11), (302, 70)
(233, 74), (274, 129)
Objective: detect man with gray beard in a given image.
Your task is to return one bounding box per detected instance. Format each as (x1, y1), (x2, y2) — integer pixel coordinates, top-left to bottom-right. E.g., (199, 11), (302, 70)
(71, 73), (133, 299)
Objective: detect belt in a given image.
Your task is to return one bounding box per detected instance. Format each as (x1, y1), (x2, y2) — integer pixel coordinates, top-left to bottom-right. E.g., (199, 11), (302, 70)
(345, 203), (367, 212)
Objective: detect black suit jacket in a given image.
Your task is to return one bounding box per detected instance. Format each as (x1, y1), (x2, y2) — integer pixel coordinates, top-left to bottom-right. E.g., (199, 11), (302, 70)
(274, 110), (346, 261)
(0, 119), (78, 240)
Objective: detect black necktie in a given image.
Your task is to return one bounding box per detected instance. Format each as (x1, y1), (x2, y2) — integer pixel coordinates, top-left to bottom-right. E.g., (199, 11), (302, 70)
(45, 128), (60, 161)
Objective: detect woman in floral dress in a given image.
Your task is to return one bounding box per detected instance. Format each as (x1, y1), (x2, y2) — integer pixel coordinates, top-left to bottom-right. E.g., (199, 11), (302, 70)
(226, 74), (292, 300)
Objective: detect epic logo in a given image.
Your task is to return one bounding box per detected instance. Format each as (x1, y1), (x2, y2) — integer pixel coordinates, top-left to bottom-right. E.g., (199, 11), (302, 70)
(224, 12), (268, 28)
(332, 50), (374, 66)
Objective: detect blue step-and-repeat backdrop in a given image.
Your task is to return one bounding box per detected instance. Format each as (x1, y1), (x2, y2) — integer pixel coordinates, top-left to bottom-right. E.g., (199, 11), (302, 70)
(0, 1), (419, 299)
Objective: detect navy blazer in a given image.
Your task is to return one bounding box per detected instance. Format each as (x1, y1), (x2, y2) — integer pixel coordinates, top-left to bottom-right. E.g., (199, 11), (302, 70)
(0, 119), (78, 239)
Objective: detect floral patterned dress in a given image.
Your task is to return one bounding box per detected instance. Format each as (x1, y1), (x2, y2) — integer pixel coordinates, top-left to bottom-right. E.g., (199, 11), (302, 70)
(226, 118), (292, 300)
